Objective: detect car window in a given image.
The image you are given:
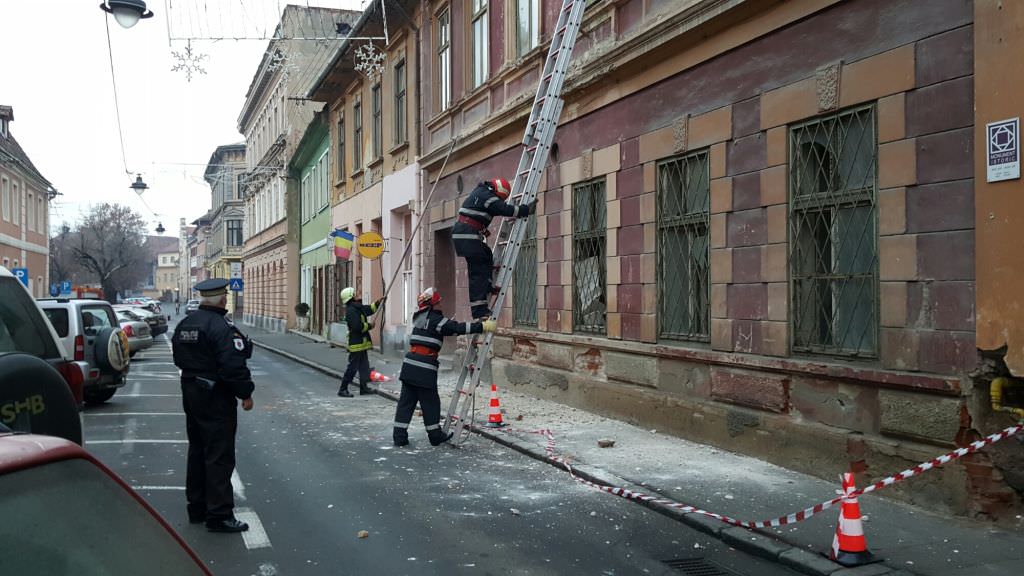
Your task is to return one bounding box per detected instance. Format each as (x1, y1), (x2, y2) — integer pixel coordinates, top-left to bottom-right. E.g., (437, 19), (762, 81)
(80, 307), (114, 336)
(43, 309), (70, 338)
(0, 458), (207, 575)
(0, 278), (61, 358)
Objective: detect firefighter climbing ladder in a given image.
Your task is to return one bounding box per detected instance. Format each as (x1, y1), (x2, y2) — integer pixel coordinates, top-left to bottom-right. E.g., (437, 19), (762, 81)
(443, 0), (586, 442)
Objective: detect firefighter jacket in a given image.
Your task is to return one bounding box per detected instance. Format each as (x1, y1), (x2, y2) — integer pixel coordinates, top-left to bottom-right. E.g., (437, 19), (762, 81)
(399, 307), (482, 388)
(172, 305), (254, 400)
(452, 181), (531, 241)
(345, 299), (379, 353)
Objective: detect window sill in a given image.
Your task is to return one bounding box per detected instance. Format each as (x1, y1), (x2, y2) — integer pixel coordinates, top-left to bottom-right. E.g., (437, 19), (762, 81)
(367, 157), (384, 170)
(389, 141), (409, 155)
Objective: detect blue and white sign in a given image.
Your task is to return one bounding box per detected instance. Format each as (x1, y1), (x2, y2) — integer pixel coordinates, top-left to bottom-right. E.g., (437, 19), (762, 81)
(60, 280), (72, 294)
(49, 283), (60, 297)
(229, 278), (244, 292)
(11, 268), (28, 287)
(987, 117), (1020, 183)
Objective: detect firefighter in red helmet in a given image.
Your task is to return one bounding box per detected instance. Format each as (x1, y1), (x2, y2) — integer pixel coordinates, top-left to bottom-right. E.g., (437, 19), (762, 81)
(451, 178), (535, 320)
(392, 287), (496, 447)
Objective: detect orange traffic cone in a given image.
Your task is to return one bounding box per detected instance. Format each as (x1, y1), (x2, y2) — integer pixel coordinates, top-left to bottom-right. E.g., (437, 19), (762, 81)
(369, 368), (392, 383)
(830, 472), (879, 567)
(485, 384), (507, 428)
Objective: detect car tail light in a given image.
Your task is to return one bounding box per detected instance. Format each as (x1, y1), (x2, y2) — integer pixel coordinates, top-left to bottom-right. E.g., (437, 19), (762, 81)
(74, 335), (85, 361)
(56, 361), (86, 406)
(123, 324), (135, 337)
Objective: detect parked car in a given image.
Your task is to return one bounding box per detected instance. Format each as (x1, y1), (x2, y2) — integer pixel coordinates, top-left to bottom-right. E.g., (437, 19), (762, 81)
(37, 299), (131, 405)
(122, 297), (162, 314)
(0, 366), (210, 575)
(114, 305), (168, 336)
(186, 299), (201, 314)
(0, 267), (88, 443)
(116, 311), (154, 357)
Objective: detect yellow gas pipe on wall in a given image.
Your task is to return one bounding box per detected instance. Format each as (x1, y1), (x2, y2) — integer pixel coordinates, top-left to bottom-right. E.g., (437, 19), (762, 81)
(990, 377), (1024, 419)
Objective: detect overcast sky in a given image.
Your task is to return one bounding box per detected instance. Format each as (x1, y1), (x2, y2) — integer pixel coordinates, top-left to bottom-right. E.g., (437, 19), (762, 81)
(1, 0), (366, 238)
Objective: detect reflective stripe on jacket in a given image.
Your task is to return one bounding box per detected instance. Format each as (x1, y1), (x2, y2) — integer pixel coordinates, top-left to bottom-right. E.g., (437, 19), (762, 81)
(345, 300), (378, 352)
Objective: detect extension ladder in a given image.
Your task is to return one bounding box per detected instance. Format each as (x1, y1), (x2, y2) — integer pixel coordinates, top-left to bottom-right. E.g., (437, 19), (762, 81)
(443, 0), (586, 442)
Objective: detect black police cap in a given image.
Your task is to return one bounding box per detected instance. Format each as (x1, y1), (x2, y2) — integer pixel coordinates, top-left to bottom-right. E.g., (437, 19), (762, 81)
(195, 278), (230, 296)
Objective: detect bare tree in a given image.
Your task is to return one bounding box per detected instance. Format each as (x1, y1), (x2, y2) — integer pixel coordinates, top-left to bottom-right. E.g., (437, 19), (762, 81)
(49, 222), (88, 286)
(72, 204), (149, 301)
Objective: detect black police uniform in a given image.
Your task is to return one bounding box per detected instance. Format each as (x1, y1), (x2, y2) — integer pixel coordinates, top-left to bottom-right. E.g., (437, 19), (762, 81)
(393, 306), (483, 446)
(171, 279), (254, 532)
(339, 298), (381, 396)
(452, 181), (532, 319)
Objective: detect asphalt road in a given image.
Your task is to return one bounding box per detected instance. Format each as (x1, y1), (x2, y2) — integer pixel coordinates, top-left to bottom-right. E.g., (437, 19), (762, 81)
(83, 328), (801, 576)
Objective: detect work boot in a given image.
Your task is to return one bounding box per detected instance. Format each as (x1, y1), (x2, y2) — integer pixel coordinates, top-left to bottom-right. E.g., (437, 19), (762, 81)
(359, 382), (371, 395)
(393, 428), (409, 447)
(428, 430), (454, 446)
(337, 385), (353, 397)
(206, 517), (249, 533)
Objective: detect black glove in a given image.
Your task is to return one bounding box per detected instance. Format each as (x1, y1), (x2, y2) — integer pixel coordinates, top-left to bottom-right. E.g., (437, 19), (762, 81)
(520, 199), (537, 218)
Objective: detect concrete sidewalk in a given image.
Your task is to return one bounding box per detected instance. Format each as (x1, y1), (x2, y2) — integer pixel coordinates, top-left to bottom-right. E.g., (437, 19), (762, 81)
(245, 325), (1023, 576)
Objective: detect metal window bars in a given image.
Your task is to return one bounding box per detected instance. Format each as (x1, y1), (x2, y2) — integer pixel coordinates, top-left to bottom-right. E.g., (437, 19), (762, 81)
(573, 179), (607, 334)
(789, 104), (878, 357)
(657, 150), (711, 341)
(514, 214), (539, 327)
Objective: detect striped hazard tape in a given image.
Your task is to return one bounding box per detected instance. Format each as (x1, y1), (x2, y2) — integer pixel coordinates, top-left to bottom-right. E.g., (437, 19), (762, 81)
(474, 423), (1023, 529)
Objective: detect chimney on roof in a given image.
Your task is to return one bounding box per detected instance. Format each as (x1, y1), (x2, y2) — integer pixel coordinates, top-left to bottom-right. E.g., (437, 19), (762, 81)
(0, 105), (12, 138)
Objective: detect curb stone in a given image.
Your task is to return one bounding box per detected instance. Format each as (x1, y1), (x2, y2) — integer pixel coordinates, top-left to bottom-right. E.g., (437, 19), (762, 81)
(253, 337), (849, 576)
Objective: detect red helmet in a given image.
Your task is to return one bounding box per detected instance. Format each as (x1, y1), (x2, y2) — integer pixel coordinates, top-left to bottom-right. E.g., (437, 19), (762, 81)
(417, 287), (442, 309)
(491, 178), (511, 200)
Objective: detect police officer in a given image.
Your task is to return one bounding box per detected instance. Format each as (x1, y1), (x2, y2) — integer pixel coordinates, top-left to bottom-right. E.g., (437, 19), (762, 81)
(171, 278), (254, 533)
(393, 287), (496, 447)
(452, 178), (535, 320)
(338, 287), (385, 397)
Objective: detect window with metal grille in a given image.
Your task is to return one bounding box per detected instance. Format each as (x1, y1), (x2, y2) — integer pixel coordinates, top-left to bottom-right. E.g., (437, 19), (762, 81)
(394, 60), (407, 145)
(573, 179), (606, 334)
(371, 84), (382, 159)
(657, 150), (710, 341)
(336, 113), (345, 180)
(514, 214), (538, 327)
(352, 99), (363, 172)
(789, 104), (878, 357)
(471, 0), (488, 89)
(437, 7), (451, 111)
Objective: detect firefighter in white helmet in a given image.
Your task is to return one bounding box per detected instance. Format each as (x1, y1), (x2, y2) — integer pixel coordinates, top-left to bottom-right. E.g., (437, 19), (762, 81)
(393, 287), (496, 446)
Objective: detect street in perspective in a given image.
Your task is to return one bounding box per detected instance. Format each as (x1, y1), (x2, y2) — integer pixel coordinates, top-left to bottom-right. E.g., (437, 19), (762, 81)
(2, 1), (1024, 575)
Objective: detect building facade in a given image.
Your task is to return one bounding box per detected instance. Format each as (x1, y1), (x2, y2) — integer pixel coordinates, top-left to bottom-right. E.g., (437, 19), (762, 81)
(407, 0), (1023, 518)
(238, 5), (361, 332)
(177, 218), (195, 301)
(0, 105), (52, 297)
(290, 112), (333, 336)
(308, 0), (421, 351)
(204, 143), (247, 315)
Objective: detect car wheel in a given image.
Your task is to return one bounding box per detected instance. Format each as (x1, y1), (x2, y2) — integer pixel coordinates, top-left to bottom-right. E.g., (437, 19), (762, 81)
(94, 327), (130, 373)
(0, 352), (83, 445)
(84, 388), (117, 405)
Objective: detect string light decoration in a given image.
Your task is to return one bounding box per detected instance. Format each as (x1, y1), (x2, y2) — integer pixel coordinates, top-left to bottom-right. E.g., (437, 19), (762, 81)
(354, 42), (385, 79)
(170, 40), (208, 81)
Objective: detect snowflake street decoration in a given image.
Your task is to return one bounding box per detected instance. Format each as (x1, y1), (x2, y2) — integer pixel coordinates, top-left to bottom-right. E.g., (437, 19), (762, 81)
(267, 47), (300, 81)
(354, 42), (386, 80)
(171, 40), (208, 82)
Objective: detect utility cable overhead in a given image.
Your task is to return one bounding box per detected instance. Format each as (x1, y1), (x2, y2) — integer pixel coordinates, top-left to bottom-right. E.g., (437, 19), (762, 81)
(103, 15), (133, 179)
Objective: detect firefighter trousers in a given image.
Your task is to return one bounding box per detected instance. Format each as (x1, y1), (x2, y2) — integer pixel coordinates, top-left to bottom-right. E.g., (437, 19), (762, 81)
(452, 236), (494, 319)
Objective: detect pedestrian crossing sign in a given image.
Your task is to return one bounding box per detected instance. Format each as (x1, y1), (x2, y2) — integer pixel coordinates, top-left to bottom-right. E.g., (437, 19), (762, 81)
(229, 278), (244, 291)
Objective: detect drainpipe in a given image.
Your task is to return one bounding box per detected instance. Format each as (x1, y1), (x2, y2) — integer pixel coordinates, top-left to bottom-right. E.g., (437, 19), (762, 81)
(990, 377), (1024, 419)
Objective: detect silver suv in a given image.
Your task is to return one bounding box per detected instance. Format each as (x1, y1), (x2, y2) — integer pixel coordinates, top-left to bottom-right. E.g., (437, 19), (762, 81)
(37, 299), (131, 405)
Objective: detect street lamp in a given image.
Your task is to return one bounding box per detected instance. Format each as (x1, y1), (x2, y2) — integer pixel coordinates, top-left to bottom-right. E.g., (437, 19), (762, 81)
(130, 174), (148, 193)
(155, 222), (166, 234)
(99, 0), (154, 29)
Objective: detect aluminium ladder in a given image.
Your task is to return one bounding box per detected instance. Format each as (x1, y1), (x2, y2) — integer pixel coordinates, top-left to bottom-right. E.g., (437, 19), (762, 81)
(443, 0), (587, 442)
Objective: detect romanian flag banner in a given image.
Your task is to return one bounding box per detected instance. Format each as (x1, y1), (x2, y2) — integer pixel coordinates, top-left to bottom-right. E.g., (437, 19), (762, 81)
(331, 230), (355, 259)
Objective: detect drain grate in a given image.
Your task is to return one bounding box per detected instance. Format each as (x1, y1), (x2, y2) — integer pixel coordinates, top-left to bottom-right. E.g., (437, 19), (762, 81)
(662, 557), (743, 576)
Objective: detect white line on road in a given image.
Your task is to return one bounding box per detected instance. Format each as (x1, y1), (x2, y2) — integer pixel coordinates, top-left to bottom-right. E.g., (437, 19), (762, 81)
(133, 486), (186, 491)
(84, 412), (185, 417)
(86, 439), (188, 444)
(119, 394), (181, 397)
(120, 418), (137, 455)
(232, 470), (247, 502)
(234, 507), (272, 549)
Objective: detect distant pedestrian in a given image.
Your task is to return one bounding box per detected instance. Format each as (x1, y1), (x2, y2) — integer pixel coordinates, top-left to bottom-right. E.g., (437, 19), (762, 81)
(338, 287), (385, 397)
(393, 287), (495, 447)
(171, 278), (255, 533)
(175, 298), (181, 315)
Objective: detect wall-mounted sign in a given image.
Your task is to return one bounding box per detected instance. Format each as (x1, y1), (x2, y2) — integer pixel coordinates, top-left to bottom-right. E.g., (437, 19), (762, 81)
(356, 231), (385, 260)
(987, 117), (1020, 183)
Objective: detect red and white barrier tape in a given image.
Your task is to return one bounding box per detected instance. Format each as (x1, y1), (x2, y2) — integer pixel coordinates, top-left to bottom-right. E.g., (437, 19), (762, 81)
(473, 423), (1023, 529)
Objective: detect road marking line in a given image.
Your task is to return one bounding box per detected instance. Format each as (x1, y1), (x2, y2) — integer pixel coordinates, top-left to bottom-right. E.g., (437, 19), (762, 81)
(133, 486), (186, 491)
(234, 507), (272, 549)
(119, 394), (181, 397)
(86, 439), (188, 444)
(84, 412), (185, 417)
(120, 418), (137, 455)
(232, 470), (247, 502)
